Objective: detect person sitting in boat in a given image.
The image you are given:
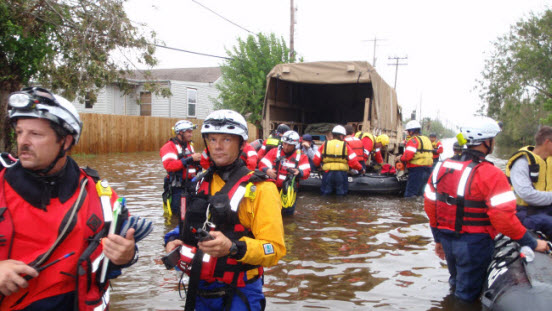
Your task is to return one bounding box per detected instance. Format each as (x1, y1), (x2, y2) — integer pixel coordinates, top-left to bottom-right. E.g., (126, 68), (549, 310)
(424, 116), (549, 303)
(506, 126), (552, 239)
(355, 129), (377, 168)
(313, 125), (363, 195)
(200, 142), (258, 171)
(301, 133), (317, 171)
(398, 120), (433, 198)
(451, 141), (464, 160)
(160, 120), (202, 215)
(429, 133), (444, 168)
(256, 123), (290, 160)
(344, 125), (367, 172)
(259, 131), (311, 215)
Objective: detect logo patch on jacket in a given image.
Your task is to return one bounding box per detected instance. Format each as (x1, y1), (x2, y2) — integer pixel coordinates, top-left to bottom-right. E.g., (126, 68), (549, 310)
(87, 214), (102, 232)
(263, 243), (275, 255)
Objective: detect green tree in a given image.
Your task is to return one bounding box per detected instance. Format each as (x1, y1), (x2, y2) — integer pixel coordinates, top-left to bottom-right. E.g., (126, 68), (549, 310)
(420, 117), (455, 138)
(216, 33), (298, 127)
(477, 9), (552, 146)
(0, 0), (162, 150)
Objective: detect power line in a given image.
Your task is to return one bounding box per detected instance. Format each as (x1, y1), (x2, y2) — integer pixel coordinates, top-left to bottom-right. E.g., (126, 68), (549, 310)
(387, 56), (408, 90)
(192, 0), (254, 34)
(154, 44), (230, 60)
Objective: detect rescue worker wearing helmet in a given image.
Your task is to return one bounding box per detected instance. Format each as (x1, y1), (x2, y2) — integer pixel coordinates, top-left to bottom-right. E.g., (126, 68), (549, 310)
(256, 123), (290, 160)
(0, 87), (138, 310)
(424, 116), (549, 303)
(399, 120), (433, 198)
(313, 125), (363, 195)
(200, 142), (258, 171)
(452, 142), (463, 160)
(506, 126), (552, 239)
(344, 125), (367, 172)
(164, 109), (286, 311)
(429, 133), (444, 167)
(258, 131), (311, 215)
(160, 119), (202, 215)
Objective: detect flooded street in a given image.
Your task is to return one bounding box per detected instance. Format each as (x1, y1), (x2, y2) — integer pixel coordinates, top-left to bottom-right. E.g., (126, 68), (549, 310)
(73, 140), (507, 311)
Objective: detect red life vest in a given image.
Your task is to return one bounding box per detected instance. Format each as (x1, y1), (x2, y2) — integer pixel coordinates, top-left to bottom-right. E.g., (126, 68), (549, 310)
(430, 159), (491, 234)
(0, 168), (111, 311)
(178, 169), (263, 287)
(345, 136), (365, 162)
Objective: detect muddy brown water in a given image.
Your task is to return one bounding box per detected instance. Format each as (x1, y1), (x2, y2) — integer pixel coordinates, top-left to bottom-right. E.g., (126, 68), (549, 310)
(73, 139), (509, 310)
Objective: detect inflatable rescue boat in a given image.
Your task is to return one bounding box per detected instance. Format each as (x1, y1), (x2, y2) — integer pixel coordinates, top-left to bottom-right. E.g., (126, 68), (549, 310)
(299, 171), (407, 195)
(482, 234), (552, 311)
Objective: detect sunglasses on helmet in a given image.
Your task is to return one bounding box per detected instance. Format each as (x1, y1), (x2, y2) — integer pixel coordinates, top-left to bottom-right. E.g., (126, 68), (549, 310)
(8, 87), (59, 110)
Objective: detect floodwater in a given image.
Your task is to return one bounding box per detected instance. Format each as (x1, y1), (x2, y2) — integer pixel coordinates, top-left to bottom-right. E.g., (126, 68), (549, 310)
(73, 138), (508, 311)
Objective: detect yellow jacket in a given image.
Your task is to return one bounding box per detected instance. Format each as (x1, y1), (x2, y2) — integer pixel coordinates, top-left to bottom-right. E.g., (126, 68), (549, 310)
(409, 136), (433, 166)
(321, 139), (349, 171)
(209, 173), (286, 279)
(505, 146), (552, 206)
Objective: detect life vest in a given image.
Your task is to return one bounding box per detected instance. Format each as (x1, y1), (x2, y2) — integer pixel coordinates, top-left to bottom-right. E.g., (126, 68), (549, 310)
(344, 136), (365, 161)
(321, 140), (349, 171)
(355, 131), (375, 161)
(354, 131), (375, 142)
(274, 150), (302, 187)
(177, 166), (264, 288)
(265, 136), (280, 153)
(0, 168), (110, 311)
(505, 146), (552, 206)
(171, 138), (198, 178)
(431, 140), (442, 159)
(409, 136), (434, 166)
(430, 159), (491, 234)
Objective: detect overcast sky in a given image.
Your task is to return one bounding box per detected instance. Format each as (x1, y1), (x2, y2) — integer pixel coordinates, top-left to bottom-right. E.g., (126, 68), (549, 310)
(125, 0), (550, 130)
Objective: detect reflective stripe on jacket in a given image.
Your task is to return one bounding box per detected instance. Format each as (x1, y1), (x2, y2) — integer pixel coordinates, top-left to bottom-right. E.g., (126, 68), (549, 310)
(402, 135), (433, 167)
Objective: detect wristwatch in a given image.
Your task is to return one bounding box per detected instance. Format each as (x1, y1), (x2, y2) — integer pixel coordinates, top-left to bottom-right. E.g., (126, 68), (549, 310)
(229, 241), (239, 257)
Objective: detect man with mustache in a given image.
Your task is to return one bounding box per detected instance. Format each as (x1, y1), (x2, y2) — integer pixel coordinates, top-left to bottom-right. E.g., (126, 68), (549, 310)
(0, 87), (138, 310)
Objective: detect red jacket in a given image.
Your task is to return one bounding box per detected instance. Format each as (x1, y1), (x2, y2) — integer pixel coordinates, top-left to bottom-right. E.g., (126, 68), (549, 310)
(258, 147), (311, 188)
(313, 141), (363, 171)
(344, 135), (366, 163)
(160, 139), (199, 179)
(200, 143), (258, 171)
(0, 165), (115, 310)
(432, 140), (444, 160)
(360, 136), (375, 161)
(424, 158), (526, 239)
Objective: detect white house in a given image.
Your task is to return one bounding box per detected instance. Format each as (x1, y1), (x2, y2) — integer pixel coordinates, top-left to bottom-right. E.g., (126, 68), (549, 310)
(72, 67), (222, 119)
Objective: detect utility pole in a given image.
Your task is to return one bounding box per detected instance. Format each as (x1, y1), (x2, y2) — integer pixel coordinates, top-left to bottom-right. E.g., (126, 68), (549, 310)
(363, 37), (385, 67)
(387, 56), (408, 90)
(290, 0), (295, 60)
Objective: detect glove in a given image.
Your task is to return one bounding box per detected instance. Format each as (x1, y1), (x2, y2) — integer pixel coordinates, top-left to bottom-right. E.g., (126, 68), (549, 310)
(119, 216), (153, 243)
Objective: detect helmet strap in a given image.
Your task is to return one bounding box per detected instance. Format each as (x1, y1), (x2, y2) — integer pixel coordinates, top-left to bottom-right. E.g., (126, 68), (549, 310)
(482, 139), (493, 155)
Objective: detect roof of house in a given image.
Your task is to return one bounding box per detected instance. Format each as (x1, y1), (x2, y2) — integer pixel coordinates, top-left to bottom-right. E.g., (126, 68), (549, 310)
(129, 67), (222, 83)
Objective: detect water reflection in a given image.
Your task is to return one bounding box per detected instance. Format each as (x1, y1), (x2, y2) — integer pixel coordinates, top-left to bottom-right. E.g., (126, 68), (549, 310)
(73, 151), (485, 311)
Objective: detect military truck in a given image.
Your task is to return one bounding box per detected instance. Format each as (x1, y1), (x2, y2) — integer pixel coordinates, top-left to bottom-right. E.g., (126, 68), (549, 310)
(261, 61), (403, 162)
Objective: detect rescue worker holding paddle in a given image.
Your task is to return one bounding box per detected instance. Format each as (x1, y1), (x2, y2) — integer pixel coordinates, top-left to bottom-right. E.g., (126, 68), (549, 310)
(164, 109), (286, 311)
(160, 120), (202, 216)
(258, 130), (311, 215)
(424, 116), (549, 303)
(0, 87), (138, 310)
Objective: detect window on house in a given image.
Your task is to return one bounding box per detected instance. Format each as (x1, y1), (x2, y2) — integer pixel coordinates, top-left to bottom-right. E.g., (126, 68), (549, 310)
(140, 92), (152, 116)
(85, 92), (93, 109)
(187, 88), (197, 117)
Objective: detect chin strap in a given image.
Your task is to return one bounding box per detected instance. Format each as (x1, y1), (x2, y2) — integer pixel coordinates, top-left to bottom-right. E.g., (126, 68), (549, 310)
(33, 137), (70, 176)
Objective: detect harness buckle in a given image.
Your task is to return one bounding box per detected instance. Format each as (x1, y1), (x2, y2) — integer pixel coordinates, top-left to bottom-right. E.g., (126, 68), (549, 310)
(445, 195), (455, 205)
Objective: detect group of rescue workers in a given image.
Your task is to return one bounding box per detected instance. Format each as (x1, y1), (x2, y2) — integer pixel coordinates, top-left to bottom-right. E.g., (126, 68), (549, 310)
(2, 85), (552, 310)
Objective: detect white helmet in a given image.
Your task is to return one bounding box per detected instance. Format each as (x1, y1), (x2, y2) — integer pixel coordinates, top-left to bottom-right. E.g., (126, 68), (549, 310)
(405, 120), (421, 131)
(460, 116), (501, 146)
(9, 87), (82, 145)
(201, 109), (248, 140)
(174, 120), (197, 134)
(281, 130), (300, 148)
(332, 125), (346, 136)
